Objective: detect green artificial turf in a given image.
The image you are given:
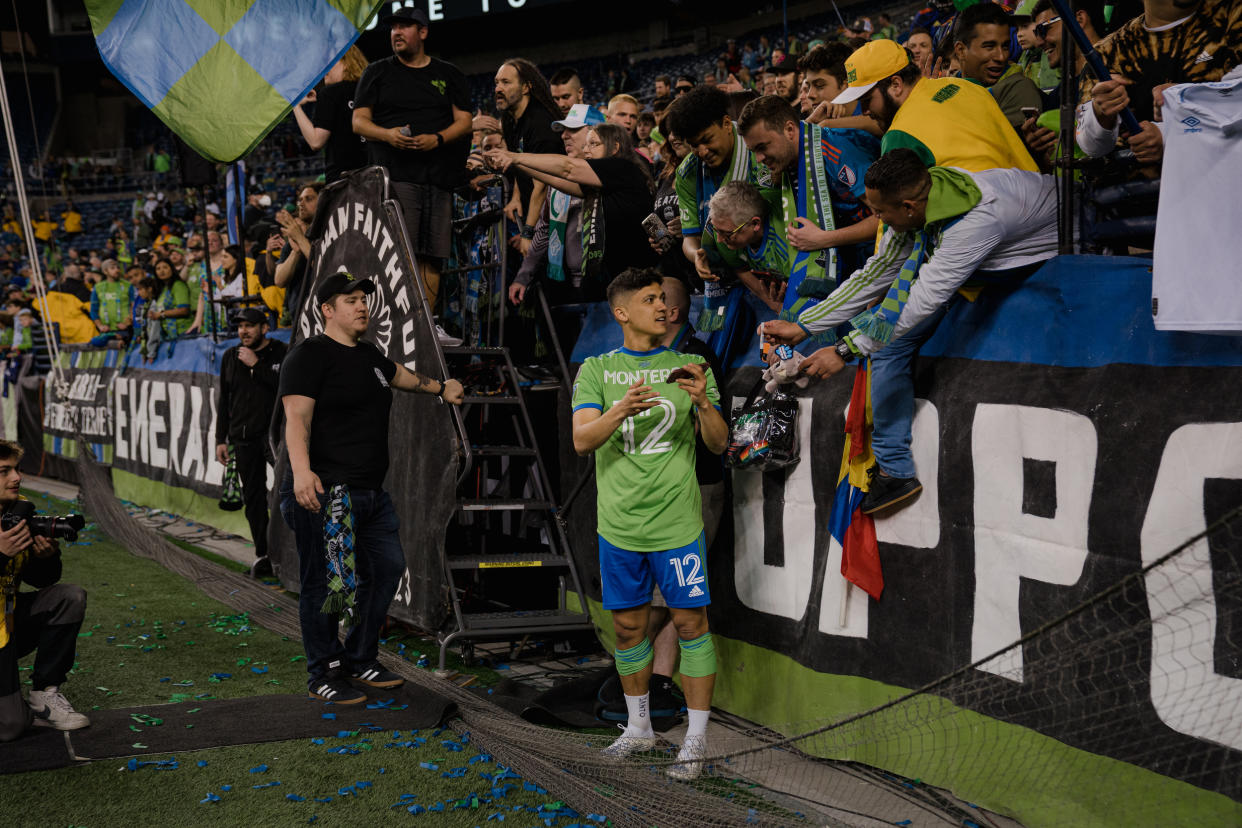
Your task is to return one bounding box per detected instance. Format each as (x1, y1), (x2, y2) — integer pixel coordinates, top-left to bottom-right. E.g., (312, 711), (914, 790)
(1, 489), (602, 826)
(6, 732), (579, 827)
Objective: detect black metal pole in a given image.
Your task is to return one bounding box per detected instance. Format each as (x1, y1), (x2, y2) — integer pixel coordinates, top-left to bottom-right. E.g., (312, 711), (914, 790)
(1057, 27), (1078, 255)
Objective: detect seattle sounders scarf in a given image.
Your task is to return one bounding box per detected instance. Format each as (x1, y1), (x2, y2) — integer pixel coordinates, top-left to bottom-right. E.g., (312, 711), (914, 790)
(546, 189), (572, 283)
(781, 121), (838, 313)
(849, 167), (982, 345)
(321, 484), (358, 627)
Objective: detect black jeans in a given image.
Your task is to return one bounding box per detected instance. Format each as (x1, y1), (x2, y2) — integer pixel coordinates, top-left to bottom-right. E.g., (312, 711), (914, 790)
(0, 583), (86, 741)
(279, 475), (405, 688)
(234, 440), (271, 558)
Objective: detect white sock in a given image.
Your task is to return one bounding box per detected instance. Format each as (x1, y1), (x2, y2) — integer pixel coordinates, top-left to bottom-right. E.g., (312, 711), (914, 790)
(686, 707), (710, 740)
(624, 693), (653, 735)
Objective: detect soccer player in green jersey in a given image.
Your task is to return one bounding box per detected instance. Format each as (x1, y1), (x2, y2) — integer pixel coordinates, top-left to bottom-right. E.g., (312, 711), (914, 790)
(571, 268), (728, 780)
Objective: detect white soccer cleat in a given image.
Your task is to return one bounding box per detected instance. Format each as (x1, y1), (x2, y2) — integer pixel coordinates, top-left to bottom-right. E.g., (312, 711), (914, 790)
(29, 686), (90, 731)
(601, 725), (657, 759)
(666, 736), (706, 781)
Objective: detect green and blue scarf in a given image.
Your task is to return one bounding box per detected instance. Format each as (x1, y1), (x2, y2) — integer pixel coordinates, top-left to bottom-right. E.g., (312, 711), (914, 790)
(321, 483), (358, 627)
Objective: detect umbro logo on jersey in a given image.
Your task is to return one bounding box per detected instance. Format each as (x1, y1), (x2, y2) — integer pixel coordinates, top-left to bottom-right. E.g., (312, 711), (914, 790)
(1194, 50), (1214, 64)
(1181, 116), (1203, 134)
(687, 585), (705, 598)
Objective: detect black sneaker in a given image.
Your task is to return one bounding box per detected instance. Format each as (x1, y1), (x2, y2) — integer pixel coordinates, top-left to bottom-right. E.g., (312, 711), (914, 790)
(350, 663), (405, 688)
(860, 471), (922, 515)
(649, 675), (685, 719)
(308, 674), (366, 704)
(250, 556), (273, 579)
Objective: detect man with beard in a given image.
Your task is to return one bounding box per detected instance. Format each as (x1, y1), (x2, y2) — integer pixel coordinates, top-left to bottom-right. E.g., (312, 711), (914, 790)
(737, 95), (879, 322)
(274, 183), (321, 324)
(770, 53), (801, 105)
(549, 68), (585, 117)
(216, 308), (287, 577)
(951, 3), (1042, 129)
(495, 58), (564, 257)
(280, 273), (465, 704)
(352, 8), (472, 312)
(832, 39), (1037, 172)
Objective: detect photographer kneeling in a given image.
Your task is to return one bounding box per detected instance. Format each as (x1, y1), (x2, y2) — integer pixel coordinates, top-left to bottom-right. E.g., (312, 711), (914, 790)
(0, 440), (89, 739)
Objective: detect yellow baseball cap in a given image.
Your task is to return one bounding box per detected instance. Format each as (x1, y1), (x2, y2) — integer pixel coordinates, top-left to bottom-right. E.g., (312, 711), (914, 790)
(831, 39), (911, 105)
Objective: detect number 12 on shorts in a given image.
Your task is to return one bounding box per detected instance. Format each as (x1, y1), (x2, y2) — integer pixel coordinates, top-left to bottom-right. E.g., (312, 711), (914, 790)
(669, 552), (705, 587)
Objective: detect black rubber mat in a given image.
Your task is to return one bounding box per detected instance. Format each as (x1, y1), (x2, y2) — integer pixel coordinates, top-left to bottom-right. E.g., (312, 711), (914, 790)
(0, 682), (456, 773)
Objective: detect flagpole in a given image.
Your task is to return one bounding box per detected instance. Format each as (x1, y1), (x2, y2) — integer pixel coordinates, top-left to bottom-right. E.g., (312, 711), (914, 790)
(0, 63), (66, 395)
(839, 581), (851, 628)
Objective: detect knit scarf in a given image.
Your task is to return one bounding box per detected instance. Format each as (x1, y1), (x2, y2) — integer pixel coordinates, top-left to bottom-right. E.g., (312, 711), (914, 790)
(546, 188), (572, 283)
(849, 167), (981, 345)
(580, 191), (606, 288)
(780, 121), (838, 308)
(321, 483), (358, 627)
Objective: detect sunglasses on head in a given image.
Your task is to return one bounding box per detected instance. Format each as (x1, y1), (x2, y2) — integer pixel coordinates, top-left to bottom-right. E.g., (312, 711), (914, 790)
(675, 85), (693, 94)
(1034, 16), (1061, 39)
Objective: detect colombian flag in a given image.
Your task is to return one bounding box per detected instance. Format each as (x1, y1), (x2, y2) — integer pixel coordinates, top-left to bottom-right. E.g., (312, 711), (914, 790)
(828, 364), (883, 600)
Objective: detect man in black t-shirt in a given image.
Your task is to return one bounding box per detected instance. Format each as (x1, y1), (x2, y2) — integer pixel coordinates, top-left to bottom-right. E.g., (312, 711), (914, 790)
(352, 8), (472, 312)
(279, 272), (465, 704)
(494, 58), (564, 258)
(215, 308), (287, 577)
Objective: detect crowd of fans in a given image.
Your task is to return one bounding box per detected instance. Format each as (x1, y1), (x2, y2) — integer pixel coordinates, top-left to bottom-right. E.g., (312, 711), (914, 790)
(0, 0), (1234, 372)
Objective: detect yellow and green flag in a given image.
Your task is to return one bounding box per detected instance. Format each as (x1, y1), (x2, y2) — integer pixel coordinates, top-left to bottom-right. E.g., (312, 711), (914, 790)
(85, 0), (383, 162)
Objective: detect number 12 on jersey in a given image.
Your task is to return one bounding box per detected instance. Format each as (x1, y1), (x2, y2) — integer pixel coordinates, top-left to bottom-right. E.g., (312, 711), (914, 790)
(618, 397), (677, 455)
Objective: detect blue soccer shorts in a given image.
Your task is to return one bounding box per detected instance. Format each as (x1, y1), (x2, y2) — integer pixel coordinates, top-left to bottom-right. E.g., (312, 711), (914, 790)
(598, 532), (711, 610)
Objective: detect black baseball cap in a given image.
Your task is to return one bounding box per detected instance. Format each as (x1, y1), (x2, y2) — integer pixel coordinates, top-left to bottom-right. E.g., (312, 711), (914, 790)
(383, 6), (429, 26)
(316, 271), (375, 305)
(235, 307), (268, 325)
(770, 53), (798, 74)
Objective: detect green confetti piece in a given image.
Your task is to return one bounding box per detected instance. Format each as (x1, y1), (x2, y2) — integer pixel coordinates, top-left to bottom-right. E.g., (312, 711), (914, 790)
(129, 725), (142, 732)
(187, 708), (202, 714)
(132, 743), (147, 749)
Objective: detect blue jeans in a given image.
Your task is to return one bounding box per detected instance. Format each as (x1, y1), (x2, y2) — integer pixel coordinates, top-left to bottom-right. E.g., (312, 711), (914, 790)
(868, 300), (952, 479)
(279, 475), (405, 687)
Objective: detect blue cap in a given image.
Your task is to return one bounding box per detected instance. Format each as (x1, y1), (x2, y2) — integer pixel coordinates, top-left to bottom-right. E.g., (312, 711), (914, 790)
(551, 104), (606, 132)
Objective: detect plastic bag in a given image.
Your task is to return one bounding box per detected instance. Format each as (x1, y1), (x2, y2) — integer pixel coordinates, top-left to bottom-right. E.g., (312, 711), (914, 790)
(725, 380), (801, 469)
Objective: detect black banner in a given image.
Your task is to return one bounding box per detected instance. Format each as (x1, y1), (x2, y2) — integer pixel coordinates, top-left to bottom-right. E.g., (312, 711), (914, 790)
(42, 349), (117, 444)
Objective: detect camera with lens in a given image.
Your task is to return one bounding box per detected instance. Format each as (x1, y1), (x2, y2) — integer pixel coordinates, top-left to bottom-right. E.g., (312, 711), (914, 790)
(1, 500), (86, 542)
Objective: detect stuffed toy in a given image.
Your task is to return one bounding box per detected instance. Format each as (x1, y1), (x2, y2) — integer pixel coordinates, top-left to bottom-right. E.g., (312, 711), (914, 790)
(762, 347), (810, 394)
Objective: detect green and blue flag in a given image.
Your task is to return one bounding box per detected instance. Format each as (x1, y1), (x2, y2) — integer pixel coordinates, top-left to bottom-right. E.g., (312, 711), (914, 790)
(85, 0), (383, 162)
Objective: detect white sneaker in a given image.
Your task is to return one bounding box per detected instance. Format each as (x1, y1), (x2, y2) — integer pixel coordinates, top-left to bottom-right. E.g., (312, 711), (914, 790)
(434, 324), (462, 346)
(666, 735), (706, 780)
(601, 724), (657, 759)
(29, 686), (90, 731)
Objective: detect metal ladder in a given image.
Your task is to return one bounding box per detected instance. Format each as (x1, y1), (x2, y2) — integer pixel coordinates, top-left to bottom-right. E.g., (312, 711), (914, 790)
(433, 196), (594, 669)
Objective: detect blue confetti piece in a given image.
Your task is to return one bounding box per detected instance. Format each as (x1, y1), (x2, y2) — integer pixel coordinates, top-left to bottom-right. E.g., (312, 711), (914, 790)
(221, 785), (232, 792)
(314, 797), (332, 804)
(356, 781), (372, 789)
(197, 760), (208, 768)
(158, 677), (170, 683)
(407, 805), (426, 815)
(419, 762), (439, 771)
(308, 817), (317, 825)
(428, 802), (445, 813)
(249, 764), (269, 773)
(747, 809), (759, 824)
(311, 738), (324, 745)
(487, 814), (505, 822)
(442, 739), (464, 751)
(894, 822), (911, 826)
(252, 781), (282, 790)
(251, 665), (268, 674)
(523, 782), (547, 794)
(200, 792), (221, 804)
(495, 663), (510, 670)
(379, 768), (386, 774)
(287, 794), (305, 802)
(321, 713), (336, 720)
(211, 673), (232, 680)
(588, 815), (607, 823)
(491, 784), (514, 799)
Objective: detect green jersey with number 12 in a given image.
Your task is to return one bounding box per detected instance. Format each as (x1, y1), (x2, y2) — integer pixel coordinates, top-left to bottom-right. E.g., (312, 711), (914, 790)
(571, 346), (720, 551)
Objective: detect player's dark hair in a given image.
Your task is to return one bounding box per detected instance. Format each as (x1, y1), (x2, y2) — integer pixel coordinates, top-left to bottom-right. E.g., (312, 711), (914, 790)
(0, 439), (22, 464)
(737, 94), (800, 136)
(549, 67), (580, 87)
(666, 85), (730, 141)
(606, 267), (663, 308)
(864, 148), (930, 200)
(797, 43), (852, 82)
